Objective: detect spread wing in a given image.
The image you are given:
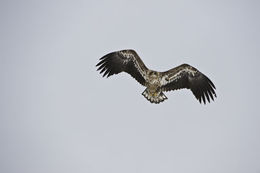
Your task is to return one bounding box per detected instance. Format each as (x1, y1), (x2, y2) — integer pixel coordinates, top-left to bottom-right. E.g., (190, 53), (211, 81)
(96, 49), (148, 86)
(160, 64), (216, 104)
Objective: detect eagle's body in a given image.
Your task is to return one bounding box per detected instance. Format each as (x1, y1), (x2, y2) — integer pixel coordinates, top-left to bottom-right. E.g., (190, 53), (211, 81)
(96, 49), (216, 104)
(141, 70), (167, 103)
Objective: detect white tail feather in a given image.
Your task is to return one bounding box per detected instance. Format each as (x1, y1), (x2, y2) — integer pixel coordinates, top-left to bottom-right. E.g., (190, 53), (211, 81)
(142, 89), (168, 104)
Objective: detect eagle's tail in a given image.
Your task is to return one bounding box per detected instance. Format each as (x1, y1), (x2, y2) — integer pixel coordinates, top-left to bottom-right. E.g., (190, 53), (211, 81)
(142, 89), (168, 104)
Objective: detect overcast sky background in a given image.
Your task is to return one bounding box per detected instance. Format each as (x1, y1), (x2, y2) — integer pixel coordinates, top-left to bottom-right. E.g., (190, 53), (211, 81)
(1, 0), (260, 173)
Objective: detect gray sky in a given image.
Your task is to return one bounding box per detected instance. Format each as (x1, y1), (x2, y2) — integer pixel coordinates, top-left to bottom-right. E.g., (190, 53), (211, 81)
(1, 0), (260, 173)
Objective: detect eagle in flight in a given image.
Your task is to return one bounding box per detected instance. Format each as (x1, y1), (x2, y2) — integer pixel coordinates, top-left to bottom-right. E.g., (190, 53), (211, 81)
(96, 49), (216, 104)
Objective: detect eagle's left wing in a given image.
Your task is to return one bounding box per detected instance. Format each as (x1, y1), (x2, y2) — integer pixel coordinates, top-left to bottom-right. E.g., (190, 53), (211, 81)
(160, 64), (216, 104)
(96, 49), (148, 86)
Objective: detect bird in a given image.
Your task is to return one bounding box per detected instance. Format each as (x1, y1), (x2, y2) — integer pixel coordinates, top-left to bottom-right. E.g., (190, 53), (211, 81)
(96, 49), (216, 104)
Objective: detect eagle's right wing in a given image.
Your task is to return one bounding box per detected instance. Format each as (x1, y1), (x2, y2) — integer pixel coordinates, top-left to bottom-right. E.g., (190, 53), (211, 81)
(160, 64), (216, 104)
(96, 49), (148, 86)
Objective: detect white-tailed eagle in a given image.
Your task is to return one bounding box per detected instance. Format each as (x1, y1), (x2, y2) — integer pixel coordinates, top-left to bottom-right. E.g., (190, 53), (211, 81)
(96, 49), (216, 104)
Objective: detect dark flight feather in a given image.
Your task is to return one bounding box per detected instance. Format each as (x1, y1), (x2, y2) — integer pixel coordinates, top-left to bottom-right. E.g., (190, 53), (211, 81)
(161, 64), (216, 104)
(96, 50), (148, 86)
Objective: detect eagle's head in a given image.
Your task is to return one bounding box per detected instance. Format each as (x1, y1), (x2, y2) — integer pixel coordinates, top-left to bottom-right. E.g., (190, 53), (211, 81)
(148, 71), (159, 78)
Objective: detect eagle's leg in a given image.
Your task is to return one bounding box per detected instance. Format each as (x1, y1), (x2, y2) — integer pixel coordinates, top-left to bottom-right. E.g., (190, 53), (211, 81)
(142, 88), (168, 104)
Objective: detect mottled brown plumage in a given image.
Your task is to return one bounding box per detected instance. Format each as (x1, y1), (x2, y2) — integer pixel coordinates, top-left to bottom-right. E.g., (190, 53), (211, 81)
(96, 49), (216, 104)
